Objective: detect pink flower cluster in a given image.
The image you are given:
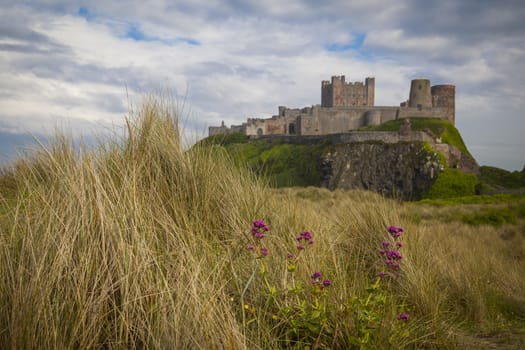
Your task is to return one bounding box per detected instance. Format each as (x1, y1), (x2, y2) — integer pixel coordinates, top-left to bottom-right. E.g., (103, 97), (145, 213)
(295, 230), (314, 250)
(311, 271), (332, 290)
(251, 219), (270, 239)
(248, 219), (270, 257)
(378, 226), (405, 275)
(387, 225), (404, 238)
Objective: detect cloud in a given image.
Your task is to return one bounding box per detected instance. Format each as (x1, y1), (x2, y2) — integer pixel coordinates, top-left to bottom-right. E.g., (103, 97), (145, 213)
(1, 0), (524, 170)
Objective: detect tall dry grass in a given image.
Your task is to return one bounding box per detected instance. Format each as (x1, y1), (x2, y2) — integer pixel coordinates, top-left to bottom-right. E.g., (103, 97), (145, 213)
(0, 97), (523, 349)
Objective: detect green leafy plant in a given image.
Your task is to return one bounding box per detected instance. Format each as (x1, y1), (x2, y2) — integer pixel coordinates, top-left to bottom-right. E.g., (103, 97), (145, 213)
(242, 220), (334, 348)
(349, 225), (410, 349)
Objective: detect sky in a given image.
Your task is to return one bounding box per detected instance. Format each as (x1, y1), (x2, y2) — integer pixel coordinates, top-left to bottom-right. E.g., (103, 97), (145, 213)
(1, 0), (524, 170)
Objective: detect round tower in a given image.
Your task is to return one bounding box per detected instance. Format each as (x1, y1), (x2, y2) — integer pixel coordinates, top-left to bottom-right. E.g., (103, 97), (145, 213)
(408, 79), (432, 109)
(431, 84), (456, 125)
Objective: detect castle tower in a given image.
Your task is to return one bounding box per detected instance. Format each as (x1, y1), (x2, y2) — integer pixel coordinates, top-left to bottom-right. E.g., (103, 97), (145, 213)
(408, 79), (432, 109)
(321, 75), (375, 107)
(431, 84), (456, 125)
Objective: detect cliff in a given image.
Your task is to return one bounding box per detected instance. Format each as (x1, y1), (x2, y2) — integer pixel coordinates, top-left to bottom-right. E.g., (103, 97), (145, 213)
(202, 118), (479, 200)
(320, 141), (478, 200)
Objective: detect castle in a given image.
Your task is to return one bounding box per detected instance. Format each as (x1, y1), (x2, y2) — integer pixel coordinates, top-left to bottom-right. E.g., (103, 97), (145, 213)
(209, 75), (455, 137)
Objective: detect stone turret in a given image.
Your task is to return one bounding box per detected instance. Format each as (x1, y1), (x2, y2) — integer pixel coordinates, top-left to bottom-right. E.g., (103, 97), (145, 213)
(408, 79), (432, 109)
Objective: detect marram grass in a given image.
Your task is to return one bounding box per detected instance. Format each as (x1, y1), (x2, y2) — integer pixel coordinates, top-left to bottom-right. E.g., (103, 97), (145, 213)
(0, 96), (523, 349)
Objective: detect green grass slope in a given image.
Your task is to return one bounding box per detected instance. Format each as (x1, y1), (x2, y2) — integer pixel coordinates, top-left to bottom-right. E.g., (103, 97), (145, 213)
(203, 134), (327, 187)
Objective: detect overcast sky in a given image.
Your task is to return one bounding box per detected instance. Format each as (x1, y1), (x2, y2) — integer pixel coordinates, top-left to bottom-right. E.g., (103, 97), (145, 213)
(1, 0), (524, 170)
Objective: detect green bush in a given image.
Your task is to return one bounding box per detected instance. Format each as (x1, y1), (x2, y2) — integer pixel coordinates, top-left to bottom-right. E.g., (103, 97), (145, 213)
(422, 168), (478, 199)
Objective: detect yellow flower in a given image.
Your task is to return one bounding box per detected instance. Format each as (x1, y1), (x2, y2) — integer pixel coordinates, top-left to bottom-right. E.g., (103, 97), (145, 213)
(244, 304), (255, 314)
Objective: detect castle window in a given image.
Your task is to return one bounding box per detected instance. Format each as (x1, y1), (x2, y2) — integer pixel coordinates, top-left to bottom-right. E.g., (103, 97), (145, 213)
(257, 128), (263, 136)
(288, 123), (296, 135)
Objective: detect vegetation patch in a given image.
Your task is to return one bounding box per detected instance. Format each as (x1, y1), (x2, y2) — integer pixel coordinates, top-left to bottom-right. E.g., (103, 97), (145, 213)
(221, 140), (326, 187)
(360, 118), (470, 155)
(479, 165), (525, 189)
(422, 168), (478, 199)
(200, 132), (249, 146)
(461, 207), (518, 227)
(417, 193), (525, 206)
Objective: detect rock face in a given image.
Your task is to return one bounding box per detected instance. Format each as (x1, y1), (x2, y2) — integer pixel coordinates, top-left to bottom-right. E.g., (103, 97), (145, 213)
(320, 141), (444, 200)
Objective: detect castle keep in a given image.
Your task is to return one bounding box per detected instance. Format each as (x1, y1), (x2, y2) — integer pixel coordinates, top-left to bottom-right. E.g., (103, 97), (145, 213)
(209, 76), (455, 137)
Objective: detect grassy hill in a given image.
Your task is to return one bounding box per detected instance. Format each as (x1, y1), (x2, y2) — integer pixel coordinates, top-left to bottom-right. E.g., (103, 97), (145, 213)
(202, 133), (328, 187)
(479, 165), (525, 191)
(0, 100), (523, 349)
(203, 119), (482, 199)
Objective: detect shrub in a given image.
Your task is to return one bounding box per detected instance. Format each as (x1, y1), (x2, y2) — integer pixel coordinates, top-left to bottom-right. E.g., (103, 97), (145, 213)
(422, 168), (478, 199)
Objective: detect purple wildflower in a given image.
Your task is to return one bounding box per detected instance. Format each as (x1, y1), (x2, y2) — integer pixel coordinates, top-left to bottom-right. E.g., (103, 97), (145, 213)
(247, 244), (256, 251)
(378, 271), (386, 278)
(300, 231), (313, 241)
(397, 313), (409, 321)
(396, 241), (403, 248)
(287, 252), (294, 259)
(311, 271), (322, 280)
(382, 241), (390, 247)
(296, 244), (305, 250)
(251, 219), (269, 239)
(322, 279), (332, 287)
(260, 247), (269, 257)
(379, 249), (386, 255)
(386, 250), (403, 260)
(388, 225), (404, 238)
(296, 231), (314, 244)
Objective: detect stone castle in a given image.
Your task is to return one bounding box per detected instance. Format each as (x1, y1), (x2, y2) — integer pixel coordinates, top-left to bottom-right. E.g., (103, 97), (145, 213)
(209, 75), (455, 137)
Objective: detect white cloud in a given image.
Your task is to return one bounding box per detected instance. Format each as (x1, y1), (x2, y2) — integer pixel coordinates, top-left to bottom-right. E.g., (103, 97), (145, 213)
(1, 0), (524, 170)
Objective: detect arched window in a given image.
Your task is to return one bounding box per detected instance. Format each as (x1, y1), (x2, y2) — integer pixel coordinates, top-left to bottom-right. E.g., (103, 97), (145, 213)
(257, 128), (263, 136)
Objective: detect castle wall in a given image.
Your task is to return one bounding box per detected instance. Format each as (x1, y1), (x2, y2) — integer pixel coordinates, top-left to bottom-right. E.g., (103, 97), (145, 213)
(398, 107), (448, 120)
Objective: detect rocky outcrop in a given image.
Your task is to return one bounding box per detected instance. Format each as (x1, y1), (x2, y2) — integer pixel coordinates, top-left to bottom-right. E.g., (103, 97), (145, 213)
(433, 143), (479, 174)
(320, 141), (445, 200)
